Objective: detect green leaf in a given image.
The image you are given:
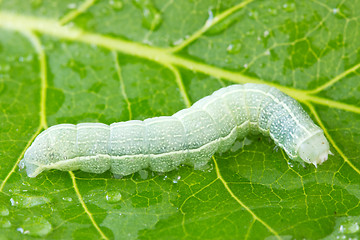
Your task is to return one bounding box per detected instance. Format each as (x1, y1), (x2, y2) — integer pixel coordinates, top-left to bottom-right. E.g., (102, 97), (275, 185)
(0, 0), (359, 239)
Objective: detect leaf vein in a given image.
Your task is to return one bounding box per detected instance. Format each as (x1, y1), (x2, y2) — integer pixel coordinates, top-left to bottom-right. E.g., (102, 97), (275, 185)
(213, 156), (281, 239)
(69, 171), (109, 240)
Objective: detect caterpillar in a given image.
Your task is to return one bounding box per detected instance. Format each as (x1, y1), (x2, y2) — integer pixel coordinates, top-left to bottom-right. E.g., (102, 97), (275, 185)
(20, 83), (331, 178)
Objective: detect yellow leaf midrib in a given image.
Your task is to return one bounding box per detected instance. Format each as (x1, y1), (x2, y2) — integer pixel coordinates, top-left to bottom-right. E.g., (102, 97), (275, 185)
(0, 11), (359, 114)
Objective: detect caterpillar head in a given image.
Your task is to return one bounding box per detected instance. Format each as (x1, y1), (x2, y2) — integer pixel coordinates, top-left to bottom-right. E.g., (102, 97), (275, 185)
(20, 137), (50, 178)
(19, 124), (77, 177)
(297, 132), (331, 167)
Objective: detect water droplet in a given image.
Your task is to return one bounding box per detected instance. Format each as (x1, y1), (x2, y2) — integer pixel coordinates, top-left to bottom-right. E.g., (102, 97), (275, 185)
(24, 54), (34, 62)
(0, 206), (9, 216)
(44, 42), (54, 51)
(206, 11), (241, 35)
(172, 38), (184, 46)
(206, 163), (214, 172)
(105, 191), (122, 203)
(205, 9), (214, 28)
(0, 218), (11, 228)
(133, 0), (162, 30)
(268, 7), (278, 16)
(67, 3), (77, 9)
(333, 8), (339, 14)
(327, 216), (360, 239)
(263, 30), (270, 38)
(226, 40), (242, 54)
(10, 195), (51, 208)
(340, 221), (360, 234)
(248, 9), (259, 20)
(20, 217), (52, 237)
(283, 2), (296, 12)
(172, 176), (181, 183)
(109, 0), (123, 10)
(245, 29), (255, 36)
(62, 197), (73, 202)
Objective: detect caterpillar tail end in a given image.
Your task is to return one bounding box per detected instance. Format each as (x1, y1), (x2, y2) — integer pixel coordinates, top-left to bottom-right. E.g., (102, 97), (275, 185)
(298, 132), (331, 167)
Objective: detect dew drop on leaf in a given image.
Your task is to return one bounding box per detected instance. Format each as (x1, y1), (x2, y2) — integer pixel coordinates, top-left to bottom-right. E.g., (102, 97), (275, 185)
(326, 216), (360, 239)
(206, 12), (241, 35)
(67, 3), (77, 9)
(205, 9), (214, 28)
(20, 217), (52, 237)
(263, 30), (270, 38)
(133, 0), (162, 30)
(226, 40), (242, 54)
(172, 38), (184, 46)
(62, 197), (73, 202)
(109, 0), (123, 10)
(248, 9), (259, 20)
(105, 191), (122, 203)
(172, 176), (181, 184)
(339, 221), (360, 234)
(0, 205), (9, 216)
(10, 195), (51, 208)
(0, 218), (11, 228)
(283, 2), (296, 12)
(268, 7), (278, 16)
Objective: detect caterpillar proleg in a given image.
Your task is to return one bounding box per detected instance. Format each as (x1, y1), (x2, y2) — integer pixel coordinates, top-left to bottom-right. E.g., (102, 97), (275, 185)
(20, 84), (331, 177)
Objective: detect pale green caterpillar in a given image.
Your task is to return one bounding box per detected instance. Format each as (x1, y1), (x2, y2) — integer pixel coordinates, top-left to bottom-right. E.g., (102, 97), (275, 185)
(20, 84), (331, 177)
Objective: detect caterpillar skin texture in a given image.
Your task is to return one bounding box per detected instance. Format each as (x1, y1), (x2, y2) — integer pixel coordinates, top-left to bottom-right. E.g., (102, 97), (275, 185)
(21, 84), (331, 177)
